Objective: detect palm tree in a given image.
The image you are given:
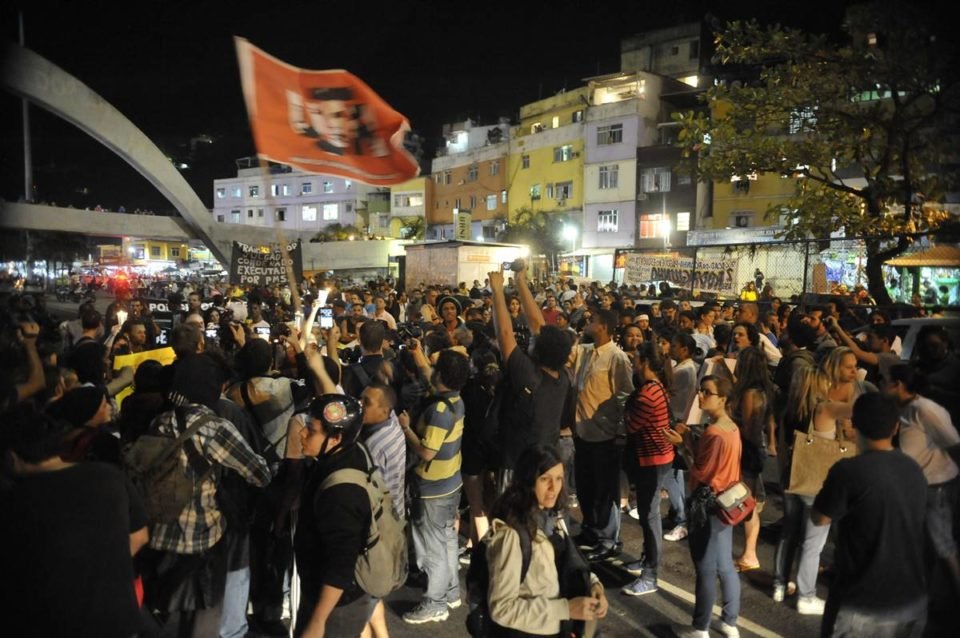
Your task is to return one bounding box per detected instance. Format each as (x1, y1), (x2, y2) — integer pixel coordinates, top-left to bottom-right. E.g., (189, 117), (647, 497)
(497, 207), (570, 272)
(400, 216), (425, 240)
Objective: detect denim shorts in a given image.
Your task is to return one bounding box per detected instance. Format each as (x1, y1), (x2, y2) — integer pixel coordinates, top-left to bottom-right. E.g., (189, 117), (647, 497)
(926, 480), (958, 559)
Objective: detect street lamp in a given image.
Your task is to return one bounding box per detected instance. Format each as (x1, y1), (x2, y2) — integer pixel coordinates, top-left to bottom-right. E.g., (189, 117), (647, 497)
(562, 223), (578, 253)
(660, 217), (672, 249)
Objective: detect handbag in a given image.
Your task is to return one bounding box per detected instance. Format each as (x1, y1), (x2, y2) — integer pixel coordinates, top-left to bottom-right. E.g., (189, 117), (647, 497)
(785, 415), (857, 497)
(714, 481), (756, 526)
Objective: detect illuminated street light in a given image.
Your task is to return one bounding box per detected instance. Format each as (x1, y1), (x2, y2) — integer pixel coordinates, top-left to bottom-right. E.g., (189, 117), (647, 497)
(562, 223), (577, 253)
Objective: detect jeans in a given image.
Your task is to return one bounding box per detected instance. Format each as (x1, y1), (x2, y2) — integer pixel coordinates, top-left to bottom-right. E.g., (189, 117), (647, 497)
(411, 490), (461, 607)
(825, 598), (927, 638)
(774, 493), (830, 597)
(663, 467), (687, 527)
(632, 463), (672, 579)
(689, 515), (740, 630)
(219, 567), (250, 638)
(574, 437), (621, 548)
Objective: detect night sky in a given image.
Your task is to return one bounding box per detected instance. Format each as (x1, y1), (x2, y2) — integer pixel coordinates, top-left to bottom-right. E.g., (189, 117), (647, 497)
(1, 0), (867, 213)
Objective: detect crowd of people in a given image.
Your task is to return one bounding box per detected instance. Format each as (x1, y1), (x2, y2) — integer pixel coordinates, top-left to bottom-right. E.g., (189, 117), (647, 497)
(1, 263), (958, 638)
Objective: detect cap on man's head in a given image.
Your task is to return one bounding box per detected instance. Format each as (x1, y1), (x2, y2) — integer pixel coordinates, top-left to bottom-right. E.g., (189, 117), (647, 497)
(637, 314), (650, 321)
(46, 385), (107, 428)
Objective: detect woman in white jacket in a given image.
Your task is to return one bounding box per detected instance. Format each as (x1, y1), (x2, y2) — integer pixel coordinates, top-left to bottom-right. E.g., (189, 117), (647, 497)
(484, 444), (607, 637)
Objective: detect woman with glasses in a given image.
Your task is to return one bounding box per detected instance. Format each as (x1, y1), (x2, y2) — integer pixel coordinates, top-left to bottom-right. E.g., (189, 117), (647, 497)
(665, 375), (742, 638)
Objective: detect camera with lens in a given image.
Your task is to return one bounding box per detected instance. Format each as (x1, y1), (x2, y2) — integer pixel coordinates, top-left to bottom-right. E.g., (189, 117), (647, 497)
(502, 258), (526, 272)
(397, 322), (423, 341)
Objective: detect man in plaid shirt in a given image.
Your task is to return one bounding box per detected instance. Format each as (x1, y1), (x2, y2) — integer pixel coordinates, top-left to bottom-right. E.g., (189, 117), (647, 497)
(141, 354), (271, 636)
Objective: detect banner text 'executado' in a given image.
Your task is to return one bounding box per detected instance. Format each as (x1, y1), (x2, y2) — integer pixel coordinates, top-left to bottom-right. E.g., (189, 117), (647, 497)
(230, 240), (303, 287)
(235, 37), (419, 186)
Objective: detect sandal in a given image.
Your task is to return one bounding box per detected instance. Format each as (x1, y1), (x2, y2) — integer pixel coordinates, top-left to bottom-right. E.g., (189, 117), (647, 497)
(735, 559), (761, 573)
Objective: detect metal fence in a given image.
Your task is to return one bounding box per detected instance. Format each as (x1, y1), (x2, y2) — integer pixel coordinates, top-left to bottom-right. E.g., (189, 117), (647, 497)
(613, 237), (919, 302)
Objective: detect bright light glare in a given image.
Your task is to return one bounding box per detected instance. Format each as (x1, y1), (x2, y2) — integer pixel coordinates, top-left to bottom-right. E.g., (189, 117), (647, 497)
(562, 224), (578, 241)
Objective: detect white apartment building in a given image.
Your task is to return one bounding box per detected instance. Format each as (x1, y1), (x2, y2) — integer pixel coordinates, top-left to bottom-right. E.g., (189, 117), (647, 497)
(211, 158), (375, 233)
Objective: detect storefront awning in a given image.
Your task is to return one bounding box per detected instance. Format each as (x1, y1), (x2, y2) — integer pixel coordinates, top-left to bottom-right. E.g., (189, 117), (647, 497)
(886, 245), (960, 267)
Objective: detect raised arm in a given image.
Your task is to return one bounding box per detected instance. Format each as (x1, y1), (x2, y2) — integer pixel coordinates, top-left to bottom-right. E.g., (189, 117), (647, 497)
(828, 317), (878, 366)
(514, 269), (544, 336)
(489, 269), (517, 363)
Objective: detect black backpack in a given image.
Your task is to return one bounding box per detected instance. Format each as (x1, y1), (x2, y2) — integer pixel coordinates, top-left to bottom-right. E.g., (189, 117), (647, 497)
(465, 526), (532, 638)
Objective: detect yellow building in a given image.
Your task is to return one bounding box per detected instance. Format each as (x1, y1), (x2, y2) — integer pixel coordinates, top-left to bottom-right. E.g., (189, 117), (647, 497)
(507, 88), (588, 222)
(121, 238), (189, 265)
(710, 172), (797, 229)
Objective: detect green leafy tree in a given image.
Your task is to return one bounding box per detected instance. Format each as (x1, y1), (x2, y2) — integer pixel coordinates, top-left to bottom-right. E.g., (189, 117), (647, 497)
(675, 5), (959, 304)
(310, 223), (363, 242)
(400, 216), (425, 240)
(497, 208), (570, 271)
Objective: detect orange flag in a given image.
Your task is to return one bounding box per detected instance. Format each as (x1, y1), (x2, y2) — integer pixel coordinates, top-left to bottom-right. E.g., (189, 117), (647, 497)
(235, 37), (419, 186)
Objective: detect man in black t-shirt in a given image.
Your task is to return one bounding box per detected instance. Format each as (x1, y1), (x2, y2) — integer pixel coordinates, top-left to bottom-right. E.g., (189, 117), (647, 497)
(813, 393), (928, 636)
(488, 268), (573, 474)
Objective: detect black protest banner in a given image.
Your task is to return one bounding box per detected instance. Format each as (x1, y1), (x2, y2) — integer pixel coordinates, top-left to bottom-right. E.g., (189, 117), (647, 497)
(230, 240), (303, 287)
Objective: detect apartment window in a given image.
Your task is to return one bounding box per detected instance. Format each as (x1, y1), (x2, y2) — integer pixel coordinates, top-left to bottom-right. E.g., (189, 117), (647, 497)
(268, 184), (290, 197)
(301, 182), (313, 194)
(638, 213), (665, 238)
(216, 187), (225, 199)
(555, 181), (573, 200)
(217, 214), (225, 223)
(467, 165), (479, 182)
(230, 210), (240, 223)
(483, 225), (497, 239)
(530, 184), (541, 200)
(409, 195), (423, 207)
(454, 198), (461, 209)
(553, 145), (574, 162)
(521, 155), (530, 169)
(302, 205), (317, 221)
(271, 184), (280, 196)
(394, 194), (409, 207)
(249, 185), (260, 197)
(232, 187), (242, 198)
(323, 203), (338, 220)
(435, 174), (443, 184)
(546, 184), (554, 199)
(247, 209), (254, 218)
(641, 167), (672, 193)
(132, 247), (145, 260)
(596, 123), (623, 145)
(531, 122), (544, 134)
(322, 181), (333, 193)
(501, 190), (507, 204)
(597, 210), (619, 233)
(732, 212), (754, 228)
(671, 45), (680, 56)
(170, 248), (180, 258)
(676, 211), (690, 231)
(469, 195), (477, 209)
(257, 208), (264, 217)
(689, 39), (700, 60)
(551, 116), (559, 128)
(598, 164), (619, 189)
(677, 174), (692, 186)
(345, 180), (353, 190)
(345, 203), (353, 212)
(444, 171), (452, 185)
(489, 161), (499, 176)
(275, 208), (286, 222)
(572, 110), (584, 123)
(789, 107), (818, 135)
(151, 246), (161, 257)
(486, 195), (497, 211)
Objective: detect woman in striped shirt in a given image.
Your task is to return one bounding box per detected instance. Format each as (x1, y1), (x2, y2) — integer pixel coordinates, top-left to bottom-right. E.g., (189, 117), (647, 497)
(620, 342), (674, 597)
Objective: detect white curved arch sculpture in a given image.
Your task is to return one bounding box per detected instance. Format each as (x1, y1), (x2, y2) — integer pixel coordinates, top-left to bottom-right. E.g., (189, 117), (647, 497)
(0, 42), (230, 263)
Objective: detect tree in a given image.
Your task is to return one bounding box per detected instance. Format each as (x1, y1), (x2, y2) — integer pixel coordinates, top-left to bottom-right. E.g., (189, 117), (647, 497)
(497, 208), (571, 272)
(309, 223), (363, 242)
(675, 5), (959, 305)
(400, 216), (425, 240)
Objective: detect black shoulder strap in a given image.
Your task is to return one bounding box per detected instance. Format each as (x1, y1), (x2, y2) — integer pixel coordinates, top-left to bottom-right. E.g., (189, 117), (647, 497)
(352, 362), (372, 389)
(517, 525), (533, 583)
(239, 381), (261, 426)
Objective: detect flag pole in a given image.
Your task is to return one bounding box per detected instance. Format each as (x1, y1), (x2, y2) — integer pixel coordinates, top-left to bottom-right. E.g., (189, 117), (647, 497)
(255, 157), (304, 320)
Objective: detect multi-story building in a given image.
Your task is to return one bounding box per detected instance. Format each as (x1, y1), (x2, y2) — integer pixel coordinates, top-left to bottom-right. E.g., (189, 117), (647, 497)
(384, 176), (431, 238)
(211, 157), (375, 234)
(507, 88), (587, 232)
(620, 22), (706, 90)
(428, 119), (510, 241)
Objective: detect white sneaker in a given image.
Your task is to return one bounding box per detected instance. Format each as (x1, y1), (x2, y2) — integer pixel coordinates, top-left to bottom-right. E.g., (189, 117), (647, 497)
(797, 595), (826, 615)
(712, 620), (740, 638)
(772, 583), (785, 603)
(628, 506), (639, 520)
(672, 624), (709, 638)
(664, 525), (688, 541)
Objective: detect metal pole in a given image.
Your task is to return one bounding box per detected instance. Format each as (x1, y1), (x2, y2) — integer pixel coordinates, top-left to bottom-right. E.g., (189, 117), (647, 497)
(20, 12), (33, 203)
(802, 240), (810, 302)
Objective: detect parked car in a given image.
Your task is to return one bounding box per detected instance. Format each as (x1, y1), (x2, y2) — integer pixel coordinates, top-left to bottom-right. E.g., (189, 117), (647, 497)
(891, 316), (960, 360)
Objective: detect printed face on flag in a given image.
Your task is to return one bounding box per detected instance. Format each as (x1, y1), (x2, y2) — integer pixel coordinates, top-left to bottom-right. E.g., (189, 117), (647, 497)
(235, 38), (419, 185)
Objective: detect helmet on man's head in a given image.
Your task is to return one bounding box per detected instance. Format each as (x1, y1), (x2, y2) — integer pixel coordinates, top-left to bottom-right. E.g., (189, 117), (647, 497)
(308, 393), (364, 449)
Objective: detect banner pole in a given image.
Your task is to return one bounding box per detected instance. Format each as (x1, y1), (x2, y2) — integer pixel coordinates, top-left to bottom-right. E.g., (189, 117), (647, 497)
(256, 157), (304, 319)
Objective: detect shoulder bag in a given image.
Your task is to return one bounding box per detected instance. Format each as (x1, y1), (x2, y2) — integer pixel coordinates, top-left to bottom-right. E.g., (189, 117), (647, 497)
(785, 410), (857, 497)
